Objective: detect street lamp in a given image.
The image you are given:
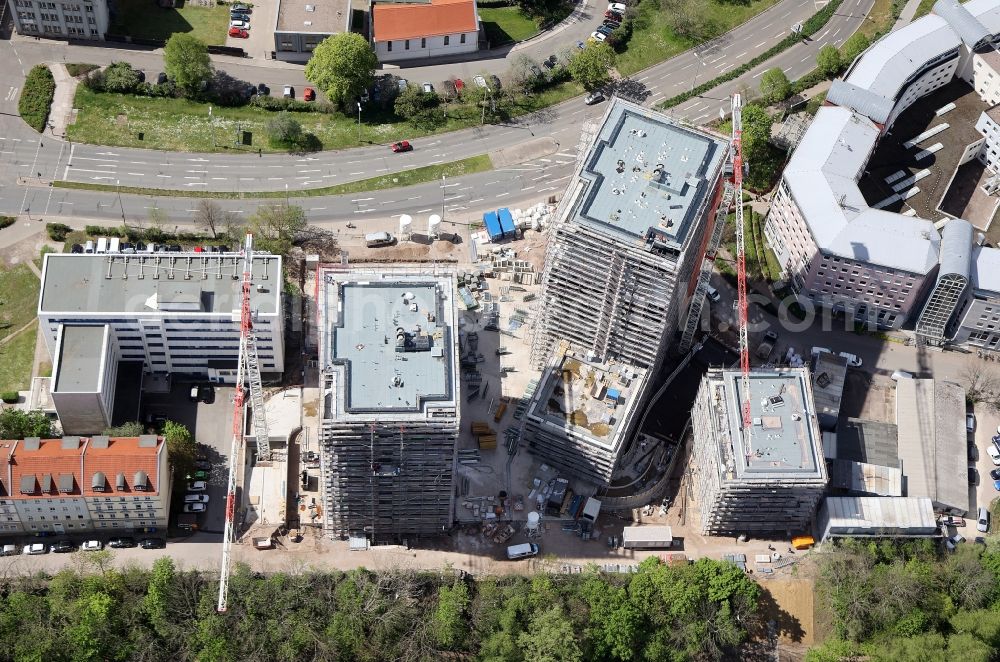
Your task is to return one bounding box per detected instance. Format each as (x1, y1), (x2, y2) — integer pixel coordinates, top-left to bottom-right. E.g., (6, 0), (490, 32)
(357, 102), (362, 143)
(285, 183), (289, 208)
(691, 52), (707, 93)
(441, 174), (446, 220)
(116, 179), (125, 224)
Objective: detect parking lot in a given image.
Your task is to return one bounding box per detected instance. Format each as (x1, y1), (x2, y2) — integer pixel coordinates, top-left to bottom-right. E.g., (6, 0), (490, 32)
(142, 380), (236, 534)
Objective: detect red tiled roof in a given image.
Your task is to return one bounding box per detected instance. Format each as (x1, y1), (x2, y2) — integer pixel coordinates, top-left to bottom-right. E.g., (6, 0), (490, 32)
(83, 437), (163, 497)
(373, 0), (477, 42)
(3, 437), (164, 499)
(9, 438), (85, 499)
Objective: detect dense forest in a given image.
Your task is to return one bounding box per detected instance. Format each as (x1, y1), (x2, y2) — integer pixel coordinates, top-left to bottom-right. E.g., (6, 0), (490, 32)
(809, 539), (1000, 662)
(0, 554), (763, 661)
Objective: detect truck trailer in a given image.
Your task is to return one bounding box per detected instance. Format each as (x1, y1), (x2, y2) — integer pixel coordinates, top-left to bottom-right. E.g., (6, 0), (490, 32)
(621, 525), (673, 549)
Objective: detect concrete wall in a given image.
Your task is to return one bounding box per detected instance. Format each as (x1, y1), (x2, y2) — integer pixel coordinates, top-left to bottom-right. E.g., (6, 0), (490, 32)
(375, 31), (478, 61)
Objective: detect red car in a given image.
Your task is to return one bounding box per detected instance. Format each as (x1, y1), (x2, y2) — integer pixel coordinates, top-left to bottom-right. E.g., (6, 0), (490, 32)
(454, 78), (465, 92)
(391, 141), (413, 153)
(604, 9), (622, 19)
(303, 87), (316, 101)
(228, 27), (248, 38)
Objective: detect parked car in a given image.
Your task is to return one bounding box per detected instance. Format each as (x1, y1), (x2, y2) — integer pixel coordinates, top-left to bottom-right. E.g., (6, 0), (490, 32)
(229, 19), (249, 28)
(186, 470), (210, 481)
(184, 503), (207, 513)
(978, 506), (990, 533)
(585, 91), (606, 105)
(391, 140), (413, 153)
(229, 12), (250, 22)
(988, 444), (1000, 466)
(136, 71), (146, 83)
(232, 3), (251, 12)
(604, 9), (623, 19)
(542, 55), (557, 69)
(589, 31), (608, 42)
(156, 72), (168, 85)
(194, 460), (213, 471)
(489, 74), (502, 91)
(422, 82), (434, 93)
(81, 540), (103, 552)
(188, 480), (208, 492)
(256, 82), (270, 96)
(108, 537), (136, 549)
(473, 75), (488, 89)
(397, 78), (409, 92)
(991, 468), (1000, 480)
(838, 352), (862, 368)
(945, 533), (966, 550)
(603, 19), (621, 29)
(198, 385), (215, 404)
(595, 24), (615, 36)
(51, 540), (75, 553)
(970, 467), (979, 484)
(967, 413), (977, 432)
(228, 27), (249, 38)
(810, 347), (831, 357)
(441, 80), (457, 98)
(140, 538), (166, 550)
(454, 78), (465, 92)
(1, 544), (18, 556)
(185, 494), (210, 503)
(23, 543), (47, 555)
(283, 85), (294, 98)
(303, 87), (316, 101)
(608, 2), (627, 11)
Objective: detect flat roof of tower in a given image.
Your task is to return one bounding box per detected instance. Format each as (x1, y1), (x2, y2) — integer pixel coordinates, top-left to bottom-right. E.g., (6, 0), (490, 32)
(571, 99), (728, 248)
(323, 269), (457, 414)
(52, 325), (106, 393)
(39, 253), (281, 315)
(707, 368), (825, 482)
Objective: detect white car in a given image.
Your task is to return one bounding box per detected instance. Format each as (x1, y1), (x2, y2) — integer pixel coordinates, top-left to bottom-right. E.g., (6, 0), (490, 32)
(967, 413), (976, 433)
(184, 494), (210, 503)
(945, 533), (966, 551)
(838, 352), (862, 368)
(421, 82), (434, 93)
(988, 444), (1000, 466)
(229, 19), (249, 28)
(810, 346), (831, 356)
(590, 31), (608, 42)
(188, 480), (207, 491)
(473, 75), (488, 89)
(608, 2), (627, 11)
(22, 543), (46, 555)
(184, 503), (207, 513)
(81, 540), (102, 552)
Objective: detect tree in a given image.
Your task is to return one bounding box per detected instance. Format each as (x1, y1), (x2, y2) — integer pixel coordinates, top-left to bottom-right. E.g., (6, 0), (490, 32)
(432, 581), (469, 649)
(568, 42), (616, 90)
(0, 409), (53, 439)
(518, 606), (582, 662)
(163, 33), (212, 94)
(304, 33), (378, 107)
(816, 44), (842, 78)
(162, 420), (196, 475)
(759, 67), (791, 105)
(840, 32), (871, 65)
(507, 54), (544, 95)
(102, 421), (145, 436)
(962, 361), (998, 406)
(102, 61), (142, 93)
(393, 85), (439, 121)
(662, 0), (718, 40)
(193, 200), (234, 239)
(740, 104), (774, 167)
(463, 84), (514, 124)
(249, 203), (307, 254)
(265, 112), (303, 147)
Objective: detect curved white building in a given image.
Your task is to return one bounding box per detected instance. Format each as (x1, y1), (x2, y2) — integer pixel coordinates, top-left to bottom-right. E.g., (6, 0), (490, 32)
(765, 0), (1000, 346)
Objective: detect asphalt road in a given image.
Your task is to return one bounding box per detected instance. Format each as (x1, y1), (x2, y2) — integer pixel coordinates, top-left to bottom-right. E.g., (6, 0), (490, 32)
(0, 0), (875, 224)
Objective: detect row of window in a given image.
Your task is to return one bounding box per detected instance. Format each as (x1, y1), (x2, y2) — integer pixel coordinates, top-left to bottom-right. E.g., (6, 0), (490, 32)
(386, 33), (467, 52)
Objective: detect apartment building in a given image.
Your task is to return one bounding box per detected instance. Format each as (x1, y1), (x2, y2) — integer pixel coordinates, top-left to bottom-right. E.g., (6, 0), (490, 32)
(11, 0), (108, 39)
(531, 99), (728, 370)
(0, 435), (170, 536)
(38, 252), (284, 382)
(690, 368), (827, 536)
(318, 265), (460, 544)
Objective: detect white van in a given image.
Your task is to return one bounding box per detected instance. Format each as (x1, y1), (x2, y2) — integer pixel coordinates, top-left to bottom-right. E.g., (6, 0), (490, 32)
(84, 240), (94, 253)
(108, 237), (121, 253)
(365, 231), (395, 248)
(506, 542), (539, 560)
(705, 286), (721, 302)
(978, 506), (990, 533)
(96, 237), (108, 254)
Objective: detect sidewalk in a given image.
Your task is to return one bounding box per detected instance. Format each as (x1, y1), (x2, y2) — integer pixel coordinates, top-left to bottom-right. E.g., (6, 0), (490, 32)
(45, 62), (78, 139)
(894, 0), (925, 30)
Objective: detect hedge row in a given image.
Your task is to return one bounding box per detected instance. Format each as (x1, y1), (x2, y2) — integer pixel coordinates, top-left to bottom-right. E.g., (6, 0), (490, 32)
(83, 224), (224, 244)
(18, 65), (56, 132)
(659, 0), (844, 109)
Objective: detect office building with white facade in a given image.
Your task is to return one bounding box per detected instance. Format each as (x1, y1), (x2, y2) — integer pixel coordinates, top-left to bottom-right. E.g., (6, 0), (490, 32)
(370, 0), (479, 62)
(764, 0), (1000, 343)
(318, 265), (460, 544)
(11, 0), (108, 39)
(0, 435), (170, 536)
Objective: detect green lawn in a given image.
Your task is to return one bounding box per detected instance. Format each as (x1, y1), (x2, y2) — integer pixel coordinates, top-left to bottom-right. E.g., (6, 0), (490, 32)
(109, 0), (230, 46)
(0, 323), (37, 393)
(67, 82), (585, 154)
(0, 264), (40, 343)
(480, 7), (543, 45)
(617, 0), (781, 75)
